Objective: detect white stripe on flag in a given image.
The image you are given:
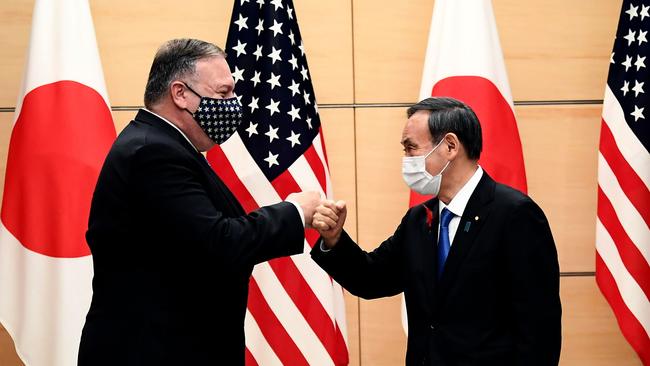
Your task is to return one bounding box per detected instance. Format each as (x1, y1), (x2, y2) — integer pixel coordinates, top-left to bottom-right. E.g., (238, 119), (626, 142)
(598, 153), (650, 265)
(288, 155), (324, 195)
(596, 219), (650, 335)
(602, 86), (650, 189)
(244, 309), (283, 366)
(331, 281), (349, 346)
(220, 132), (281, 206)
(253, 262), (335, 366)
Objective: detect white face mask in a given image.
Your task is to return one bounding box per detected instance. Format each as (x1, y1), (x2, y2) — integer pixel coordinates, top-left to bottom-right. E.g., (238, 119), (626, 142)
(402, 138), (450, 196)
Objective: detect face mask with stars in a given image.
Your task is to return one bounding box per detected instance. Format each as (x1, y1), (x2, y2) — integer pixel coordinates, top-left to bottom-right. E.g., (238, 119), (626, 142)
(183, 83), (243, 145)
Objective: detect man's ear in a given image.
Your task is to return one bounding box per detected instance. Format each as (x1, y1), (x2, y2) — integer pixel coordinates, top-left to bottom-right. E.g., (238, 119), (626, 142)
(170, 81), (190, 110)
(444, 133), (460, 158)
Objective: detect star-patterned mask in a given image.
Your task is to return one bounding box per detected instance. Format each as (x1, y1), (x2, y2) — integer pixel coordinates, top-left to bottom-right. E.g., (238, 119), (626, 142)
(183, 83), (243, 145)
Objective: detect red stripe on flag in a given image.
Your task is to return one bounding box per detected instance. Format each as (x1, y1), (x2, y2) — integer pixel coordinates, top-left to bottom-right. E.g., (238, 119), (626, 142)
(267, 257), (344, 363)
(334, 324), (349, 365)
(598, 187), (650, 299)
(599, 119), (650, 226)
(206, 145), (258, 213)
(272, 169), (301, 200)
(247, 278), (309, 365)
(596, 254), (650, 364)
(304, 145), (328, 194)
(244, 348), (259, 366)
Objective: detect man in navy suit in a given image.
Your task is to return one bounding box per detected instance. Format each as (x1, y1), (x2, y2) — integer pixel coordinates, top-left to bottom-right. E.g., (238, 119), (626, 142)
(78, 39), (322, 365)
(311, 97), (562, 365)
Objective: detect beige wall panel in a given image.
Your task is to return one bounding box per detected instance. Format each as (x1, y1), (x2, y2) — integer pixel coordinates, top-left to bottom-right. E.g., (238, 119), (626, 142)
(352, 0), (433, 104)
(320, 108), (358, 240)
(292, 1), (354, 104)
(359, 296), (407, 366)
(355, 107), (410, 250)
(517, 105), (601, 273)
(561, 276), (641, 365)
(353, 0), (619, 103)
(0, 0), (352, 108)
(344, 291), (360, 366)
(0, 324), (22, 366)
(0, 113), (16, 206)
(495, 0), (620, 101)
(92, 0), (354, 106)
(0, 0), (32, 107)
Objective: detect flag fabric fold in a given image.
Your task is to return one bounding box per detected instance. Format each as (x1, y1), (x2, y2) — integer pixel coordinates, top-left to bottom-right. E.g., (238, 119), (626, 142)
(0, 0), (116, 365)
(207, 0), (348, 365)
(596, 1), (650, 364)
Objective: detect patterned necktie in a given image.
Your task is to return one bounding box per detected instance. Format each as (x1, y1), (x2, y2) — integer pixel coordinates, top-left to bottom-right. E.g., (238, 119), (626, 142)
(437, 207), (455, 279)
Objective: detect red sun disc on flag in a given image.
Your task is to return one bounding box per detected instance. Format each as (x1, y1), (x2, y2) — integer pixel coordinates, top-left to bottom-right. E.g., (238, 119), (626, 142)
(1, 80), (115, 258)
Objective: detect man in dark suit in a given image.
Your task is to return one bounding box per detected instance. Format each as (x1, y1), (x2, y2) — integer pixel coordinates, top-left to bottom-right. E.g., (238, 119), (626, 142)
(311, 97), (562, 365)
(78, 39), (322, 365)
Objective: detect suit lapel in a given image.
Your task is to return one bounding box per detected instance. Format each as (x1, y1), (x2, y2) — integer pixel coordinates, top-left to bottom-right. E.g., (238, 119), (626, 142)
(420, 199), (440, 305)
(437, 173), (496, 298)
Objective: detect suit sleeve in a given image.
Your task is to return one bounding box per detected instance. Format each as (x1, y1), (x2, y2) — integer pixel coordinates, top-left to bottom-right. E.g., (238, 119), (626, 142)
(504, 198), (562, 365)
(132, 143), (304, 270)
(310, 216), (408, 300)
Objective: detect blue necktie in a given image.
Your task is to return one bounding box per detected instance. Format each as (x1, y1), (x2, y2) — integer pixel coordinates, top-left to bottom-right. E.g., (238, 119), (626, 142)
(437, 208), (455, 279)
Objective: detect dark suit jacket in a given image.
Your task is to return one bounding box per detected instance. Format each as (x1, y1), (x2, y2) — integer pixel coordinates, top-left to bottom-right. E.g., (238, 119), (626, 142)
(312, 173), (561, 366)
(78, 110), (304, 365)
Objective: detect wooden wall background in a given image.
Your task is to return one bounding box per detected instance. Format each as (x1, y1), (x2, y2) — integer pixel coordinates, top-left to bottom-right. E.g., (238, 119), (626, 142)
(0, 0), (642, 365)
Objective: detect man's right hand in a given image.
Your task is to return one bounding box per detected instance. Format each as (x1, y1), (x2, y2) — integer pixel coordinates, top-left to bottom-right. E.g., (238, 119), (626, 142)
(286, 191), (322, 227)
(312, 200), (347, 249)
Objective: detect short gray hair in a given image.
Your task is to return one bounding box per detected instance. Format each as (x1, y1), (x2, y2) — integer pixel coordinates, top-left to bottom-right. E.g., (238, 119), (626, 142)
(143, 38), (225, 108)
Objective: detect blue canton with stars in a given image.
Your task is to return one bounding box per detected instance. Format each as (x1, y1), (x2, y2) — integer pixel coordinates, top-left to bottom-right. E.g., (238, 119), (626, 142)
(610, 0), (650, 152)
(226, 0), (320, 181)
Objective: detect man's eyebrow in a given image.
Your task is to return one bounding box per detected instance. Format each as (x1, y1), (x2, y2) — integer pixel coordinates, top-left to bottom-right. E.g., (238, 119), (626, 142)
(401, 138), (415, 146)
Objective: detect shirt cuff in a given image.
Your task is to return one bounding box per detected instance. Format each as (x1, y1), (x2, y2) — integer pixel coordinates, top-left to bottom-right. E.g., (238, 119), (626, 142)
(319, 239), (332, 253)
(285, 199), (306, 228)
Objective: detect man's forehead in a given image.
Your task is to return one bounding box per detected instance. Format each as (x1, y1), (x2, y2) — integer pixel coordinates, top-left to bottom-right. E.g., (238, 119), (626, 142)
(402, 111), (432, 143)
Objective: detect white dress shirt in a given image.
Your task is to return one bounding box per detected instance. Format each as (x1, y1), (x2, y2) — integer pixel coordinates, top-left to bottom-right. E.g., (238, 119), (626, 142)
(141, 108), (306, 227)
(438, 166), (483, 245)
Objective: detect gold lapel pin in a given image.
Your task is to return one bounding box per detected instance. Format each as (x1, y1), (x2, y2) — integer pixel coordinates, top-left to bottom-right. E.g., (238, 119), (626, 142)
(474, 216), (479, 221)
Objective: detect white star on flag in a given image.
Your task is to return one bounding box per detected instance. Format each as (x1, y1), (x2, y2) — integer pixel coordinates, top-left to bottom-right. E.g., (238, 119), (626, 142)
(264, 125), (279, 142)
(234, 14), (248, 31)
(286, 130), (301, 147)
(267, 47), (282, 64)
(630, 105), (645, 120)
(267, 73), (281, 89)
(263, 151), (279, 167)
(287, 105), (301, 121)
(265, 98), (280, 115)
(245, 121), (258, 137)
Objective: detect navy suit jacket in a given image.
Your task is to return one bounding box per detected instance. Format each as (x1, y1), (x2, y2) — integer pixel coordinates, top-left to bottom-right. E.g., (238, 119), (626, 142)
(312, 173), (561, 365)
(78, 110), (304, 365)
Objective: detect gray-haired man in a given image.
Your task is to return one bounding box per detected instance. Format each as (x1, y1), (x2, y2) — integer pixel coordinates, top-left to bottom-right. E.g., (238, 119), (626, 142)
(78, 39), (321, 366)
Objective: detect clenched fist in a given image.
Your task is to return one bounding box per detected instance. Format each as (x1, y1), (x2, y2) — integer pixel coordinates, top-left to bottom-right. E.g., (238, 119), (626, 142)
(312, 200), (347, 248)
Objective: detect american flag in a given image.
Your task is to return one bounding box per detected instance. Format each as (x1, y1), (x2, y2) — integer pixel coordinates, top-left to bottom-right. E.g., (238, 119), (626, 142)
(596, 0), (650, 364)
(206, 0), (349, 365)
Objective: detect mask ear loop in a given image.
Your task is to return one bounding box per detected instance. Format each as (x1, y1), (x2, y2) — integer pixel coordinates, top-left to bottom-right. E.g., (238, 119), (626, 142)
(181, 82), (203, 117)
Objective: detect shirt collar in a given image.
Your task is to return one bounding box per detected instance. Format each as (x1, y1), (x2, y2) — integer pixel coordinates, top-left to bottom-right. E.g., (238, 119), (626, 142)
(439, 166), (483, 218)
(142, 108), (198, 151)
